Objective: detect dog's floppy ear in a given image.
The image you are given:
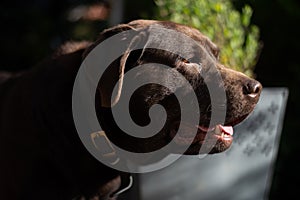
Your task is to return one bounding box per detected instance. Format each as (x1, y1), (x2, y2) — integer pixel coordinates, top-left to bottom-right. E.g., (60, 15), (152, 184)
(84, 23), (146, 108)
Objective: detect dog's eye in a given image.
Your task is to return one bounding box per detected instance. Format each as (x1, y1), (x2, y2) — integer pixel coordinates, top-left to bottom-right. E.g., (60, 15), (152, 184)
(182, 58), (190, 63)
(178, 57), (190, 64)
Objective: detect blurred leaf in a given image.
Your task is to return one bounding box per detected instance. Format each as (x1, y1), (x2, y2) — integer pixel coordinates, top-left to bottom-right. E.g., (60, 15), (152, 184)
(154, 0), (261, 77)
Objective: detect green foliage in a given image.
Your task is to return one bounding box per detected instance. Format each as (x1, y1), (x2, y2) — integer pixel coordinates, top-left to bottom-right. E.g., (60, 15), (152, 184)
(155, 0), (260, 77)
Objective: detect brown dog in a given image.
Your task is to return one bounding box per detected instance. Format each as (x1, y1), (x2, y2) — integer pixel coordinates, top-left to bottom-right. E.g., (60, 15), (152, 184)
(0, 20), (261, 200)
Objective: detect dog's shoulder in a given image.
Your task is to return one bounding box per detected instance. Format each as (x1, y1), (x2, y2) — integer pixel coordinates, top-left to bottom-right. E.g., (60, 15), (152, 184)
(0, 71), (13, 84)
(52, 41), (92, 59)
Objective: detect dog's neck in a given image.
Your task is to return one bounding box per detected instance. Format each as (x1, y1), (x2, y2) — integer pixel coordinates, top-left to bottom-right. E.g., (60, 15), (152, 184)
(27, 48), (124, 197)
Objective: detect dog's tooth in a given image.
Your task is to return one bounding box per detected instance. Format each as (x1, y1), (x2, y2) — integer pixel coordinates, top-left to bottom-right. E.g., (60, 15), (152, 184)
(214, 125), (222, 135)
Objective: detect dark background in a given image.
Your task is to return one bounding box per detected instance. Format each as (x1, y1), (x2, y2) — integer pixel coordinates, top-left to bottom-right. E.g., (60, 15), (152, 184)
(0, 0), (299, 199)
(233, 1), (300, 199)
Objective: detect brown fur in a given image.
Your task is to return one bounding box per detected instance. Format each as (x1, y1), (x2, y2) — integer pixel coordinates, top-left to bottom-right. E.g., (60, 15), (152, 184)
(0, 20), (261, 200)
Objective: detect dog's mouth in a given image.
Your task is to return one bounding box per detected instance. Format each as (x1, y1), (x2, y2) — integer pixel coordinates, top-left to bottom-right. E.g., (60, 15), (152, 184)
(168, 114), (248, 154)
(169, 122), (234, 146)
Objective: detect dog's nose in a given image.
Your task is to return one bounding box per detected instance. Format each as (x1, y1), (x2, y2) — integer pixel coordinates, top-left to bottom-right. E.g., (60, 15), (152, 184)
(243, 80), (262, 98)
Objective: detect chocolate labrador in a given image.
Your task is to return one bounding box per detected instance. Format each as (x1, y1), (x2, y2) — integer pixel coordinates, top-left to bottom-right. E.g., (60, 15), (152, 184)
(0, 20), (261, 200)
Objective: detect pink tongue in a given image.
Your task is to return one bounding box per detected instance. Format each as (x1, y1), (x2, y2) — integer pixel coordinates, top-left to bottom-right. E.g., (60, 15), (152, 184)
(219, 125), (234, 136)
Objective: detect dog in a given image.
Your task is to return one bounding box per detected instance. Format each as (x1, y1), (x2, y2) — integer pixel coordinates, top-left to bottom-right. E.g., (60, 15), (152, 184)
(0, 20), (262, 200)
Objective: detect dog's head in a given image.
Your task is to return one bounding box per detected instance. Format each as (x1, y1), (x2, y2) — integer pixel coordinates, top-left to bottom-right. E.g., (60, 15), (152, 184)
(87, 20), (262, 155)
